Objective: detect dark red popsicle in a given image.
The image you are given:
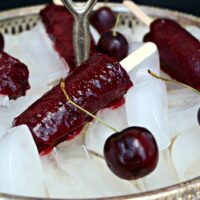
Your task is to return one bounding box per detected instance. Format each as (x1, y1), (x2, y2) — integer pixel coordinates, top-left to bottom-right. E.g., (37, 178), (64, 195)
(144, 18), (200, 89)
(40, 4), (96, 71)
(0, 52), (30, 100)
(14, 53), (133, 153)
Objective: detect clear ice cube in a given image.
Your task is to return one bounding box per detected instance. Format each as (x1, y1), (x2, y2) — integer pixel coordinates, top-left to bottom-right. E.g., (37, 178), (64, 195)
(0, 125), (47, 197)
(125, 79), (170, 150)
(168, 88), (200, 138)
(143, 150), (179, 190)
(42, 146), (138, 198)
(0, 95), (9, 108)
(85, 106), (128, 155)
(171, 126), (200, 181)
(5, 21), (68, 87)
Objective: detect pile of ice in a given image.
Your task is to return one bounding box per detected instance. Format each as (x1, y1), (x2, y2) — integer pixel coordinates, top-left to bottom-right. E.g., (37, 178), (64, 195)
(0, 17), (200, 199)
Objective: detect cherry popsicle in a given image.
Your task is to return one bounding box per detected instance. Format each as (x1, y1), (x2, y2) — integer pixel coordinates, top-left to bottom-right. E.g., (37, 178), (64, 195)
(124, 1), (200, 90)
(14, 43), (155, 154)
(40, 4), (96, 71)
(0, 51), (30, 100)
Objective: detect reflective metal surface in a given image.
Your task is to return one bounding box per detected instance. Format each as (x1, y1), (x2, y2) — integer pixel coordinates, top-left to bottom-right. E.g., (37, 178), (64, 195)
(61, 0), (97, 66)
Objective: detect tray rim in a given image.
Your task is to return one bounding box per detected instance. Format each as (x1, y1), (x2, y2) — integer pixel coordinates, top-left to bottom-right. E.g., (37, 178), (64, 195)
(0, 3), (199, 25)
(0, 3), (199, 200)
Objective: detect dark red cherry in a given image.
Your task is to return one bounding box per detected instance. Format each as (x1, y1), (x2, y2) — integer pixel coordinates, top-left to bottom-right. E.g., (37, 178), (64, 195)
(104, 127), (159, 180)
(197, 108), (200, 126)
(90, 6), (115, 35)
(0, 32), (4, 51)
(97, 31), (128, 61)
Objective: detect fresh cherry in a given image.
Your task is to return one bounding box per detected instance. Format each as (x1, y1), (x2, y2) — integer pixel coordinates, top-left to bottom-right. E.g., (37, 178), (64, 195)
(90, 6), (115, 35)
(97, 31), (128, 61)
(61, 82), (158, 180)
(0, 32), (4, 51)
(104, 127), (159, 180)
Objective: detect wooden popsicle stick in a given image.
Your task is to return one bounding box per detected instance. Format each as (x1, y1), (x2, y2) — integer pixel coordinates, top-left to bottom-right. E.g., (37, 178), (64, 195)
(53, 0), (62, 5)
(120, 42), (157, 73)
(123, 0), (153, 27)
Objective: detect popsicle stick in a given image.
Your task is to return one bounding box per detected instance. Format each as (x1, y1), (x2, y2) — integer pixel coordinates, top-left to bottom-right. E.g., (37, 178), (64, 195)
(120, 42), (157, 73)
(53, 0), (62, 5)
(123, 0), (153, 27)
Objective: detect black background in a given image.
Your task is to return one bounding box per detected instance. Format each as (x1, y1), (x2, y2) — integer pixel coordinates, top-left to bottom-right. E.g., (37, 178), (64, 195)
(0, 0), (199, 17)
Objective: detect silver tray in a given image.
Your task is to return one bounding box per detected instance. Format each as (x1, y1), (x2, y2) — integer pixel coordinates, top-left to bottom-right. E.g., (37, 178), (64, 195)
(0, 3), (200, 200)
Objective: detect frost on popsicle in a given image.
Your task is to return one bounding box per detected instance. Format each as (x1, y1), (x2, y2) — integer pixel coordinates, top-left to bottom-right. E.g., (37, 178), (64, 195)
(0, 125), (47, 197)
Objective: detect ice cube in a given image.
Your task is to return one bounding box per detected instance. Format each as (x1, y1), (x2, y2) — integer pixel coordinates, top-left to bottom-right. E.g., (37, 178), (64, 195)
(143, 149), (179, 190)
(132, 179), (146, 192)
(128, 45), (160, 84)
(129, 42), (144, 54)
(90, 25), (100, 44)
(57, 124), (88, 150)
(56, 145), (91, 164)
(168, 88), (200, 138)
(125, 79), (170, 150)
(171, 126), (200, 181)
(0, 95), (9, 108)
(5, 21), (68, 88)
(63, 157), (139, 198)
(131, 24), (149, 42)
(41, 148), (91, 199)
(0, 86), (50, 139)
(85, 106), (128, 155)
(117, 25), (135, 44)
(42, 146), (139, 198)
(0, 125), (47, 197)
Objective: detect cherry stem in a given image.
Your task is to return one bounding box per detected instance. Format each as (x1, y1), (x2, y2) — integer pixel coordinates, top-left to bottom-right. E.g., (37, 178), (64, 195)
(113, 14), (121, 36)
(60, 79), (119, 133)
(148, 69), (200, 95)
(86, 147), (105, 159)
